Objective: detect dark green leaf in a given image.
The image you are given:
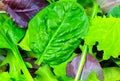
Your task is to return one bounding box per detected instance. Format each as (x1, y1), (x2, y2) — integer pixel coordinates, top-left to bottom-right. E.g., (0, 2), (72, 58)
(20, 1), (89, 65)
(107, 5), (120, 18)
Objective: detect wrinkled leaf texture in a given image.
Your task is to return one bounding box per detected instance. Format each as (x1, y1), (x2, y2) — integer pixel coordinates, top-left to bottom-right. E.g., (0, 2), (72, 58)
(3, 0), (48, 28)
(85, 16), (120, 60)
(20, 1), (89, 65)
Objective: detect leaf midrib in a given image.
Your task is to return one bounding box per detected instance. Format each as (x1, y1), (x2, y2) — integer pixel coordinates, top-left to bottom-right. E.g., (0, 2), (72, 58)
(36, 6), (71, 64)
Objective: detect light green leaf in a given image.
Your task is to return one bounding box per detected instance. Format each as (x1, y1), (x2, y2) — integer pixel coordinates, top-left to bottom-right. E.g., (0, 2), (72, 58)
(0, 72), (27, 81)
(22, 1), (89, 65)
(0, 13), (33, 81)
(19, 30), (31, 51)
(51, 53), (76, 79)
(103, 67), (120, 81)
(85, 16), (120, 60)
(35, 64), (58, 81)
(86, 72), (100, 81)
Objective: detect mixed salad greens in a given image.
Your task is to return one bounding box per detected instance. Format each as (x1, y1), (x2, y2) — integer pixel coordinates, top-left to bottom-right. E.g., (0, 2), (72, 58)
(0, 0), (120, 81)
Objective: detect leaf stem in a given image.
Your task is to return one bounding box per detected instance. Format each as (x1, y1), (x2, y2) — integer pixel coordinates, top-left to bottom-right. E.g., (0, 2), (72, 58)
(74, 45), (87, 81)
(91, 2), (98, 19)
(12, 46), (34, 81)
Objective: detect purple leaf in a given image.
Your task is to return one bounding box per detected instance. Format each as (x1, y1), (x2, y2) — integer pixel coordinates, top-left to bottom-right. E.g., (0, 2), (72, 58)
(96, 0), (120, 13)
(3, 0), (48, 28)
(66, 54), (104, 81)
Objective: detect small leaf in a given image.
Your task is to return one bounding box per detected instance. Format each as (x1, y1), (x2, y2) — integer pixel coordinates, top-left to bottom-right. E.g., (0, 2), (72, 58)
(35, 64), (58, 81)
(107, 5), (120, 18)
(103, 67), (120, 81)
(86, 72), (100, 81)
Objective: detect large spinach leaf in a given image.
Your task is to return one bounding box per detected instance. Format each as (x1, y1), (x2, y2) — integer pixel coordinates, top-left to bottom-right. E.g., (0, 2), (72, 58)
(20, 1), (89, 65)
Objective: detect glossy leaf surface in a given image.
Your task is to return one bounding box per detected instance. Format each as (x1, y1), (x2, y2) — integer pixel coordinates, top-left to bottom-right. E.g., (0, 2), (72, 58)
(21, 1), (89, 65)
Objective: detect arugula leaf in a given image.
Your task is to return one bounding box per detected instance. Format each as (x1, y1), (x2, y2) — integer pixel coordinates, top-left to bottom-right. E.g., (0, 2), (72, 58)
(0, 72), (27, 81)
(103, 67), (120, 81)
(34, 64), (58, 81)
(20, 1), (89, 65)
(0, 13), (34, 81)
(85, 16), (120, 60)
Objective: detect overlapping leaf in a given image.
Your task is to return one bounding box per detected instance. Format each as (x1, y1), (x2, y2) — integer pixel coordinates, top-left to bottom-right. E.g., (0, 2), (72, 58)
(85, 16), (120, 60)
(66, 54), (104, 81)
(0, 13), (25, 49)
(3, 0), (48, 28)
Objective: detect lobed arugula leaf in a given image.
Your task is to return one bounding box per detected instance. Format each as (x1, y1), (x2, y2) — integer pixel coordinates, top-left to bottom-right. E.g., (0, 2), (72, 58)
(0, 13), (34, 81)
(0, 72), (27, 81)
(34, 64), (58, 81)
(85, 16), (120, 60)
(19, 1), (89, 65)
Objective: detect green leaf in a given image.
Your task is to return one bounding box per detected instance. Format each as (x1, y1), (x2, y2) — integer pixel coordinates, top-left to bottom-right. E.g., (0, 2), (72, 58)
(0, 13), (25, 49)
(107, 5), (120, 18)
(22, 1), (89, 65)
(103, 67), (120, 81)
(0, 13), (34, 81)
(51, 53), (76, 77)
(0, 72), (27, 81)
(85, 16), (120, 60)
(86, 72), (100, 81)
(19, 30), (31, 51)
(35, 64), (58, 81)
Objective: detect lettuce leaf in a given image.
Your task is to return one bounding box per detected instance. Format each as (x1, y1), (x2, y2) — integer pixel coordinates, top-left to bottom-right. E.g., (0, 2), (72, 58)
(85, 16), (120, 60)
